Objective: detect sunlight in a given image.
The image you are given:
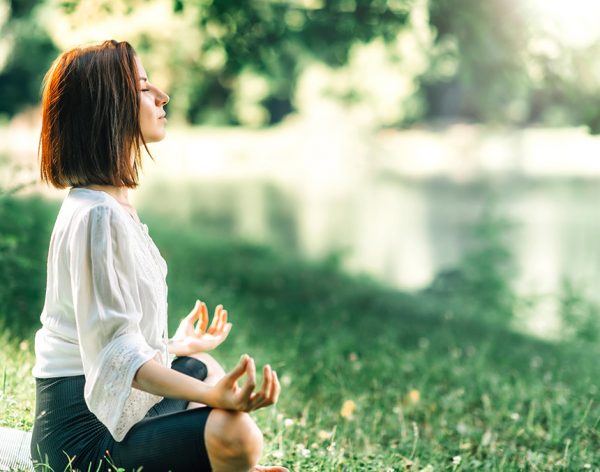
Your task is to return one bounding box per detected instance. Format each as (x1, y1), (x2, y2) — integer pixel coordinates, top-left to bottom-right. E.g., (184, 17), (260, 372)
(529, 0), (600, 47)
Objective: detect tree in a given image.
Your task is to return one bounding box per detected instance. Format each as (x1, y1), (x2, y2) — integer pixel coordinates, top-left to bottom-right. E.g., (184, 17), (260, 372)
(0, 0), (58, 118)
(424, 0), (532, 123)
(174, 0), (415, 124)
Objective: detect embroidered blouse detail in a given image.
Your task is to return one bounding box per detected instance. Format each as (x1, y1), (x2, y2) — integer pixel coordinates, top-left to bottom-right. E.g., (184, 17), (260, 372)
(32, 188), (171, 441)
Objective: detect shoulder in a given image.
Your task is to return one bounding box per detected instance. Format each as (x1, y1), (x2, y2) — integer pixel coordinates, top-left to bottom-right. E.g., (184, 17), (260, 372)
(61, 197), (133, 253)
(67, 202), (137, 264)
(66, 189), (130, 230)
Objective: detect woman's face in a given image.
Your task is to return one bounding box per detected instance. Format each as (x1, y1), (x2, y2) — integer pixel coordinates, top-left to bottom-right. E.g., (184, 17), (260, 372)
(135, 56), (169, 143)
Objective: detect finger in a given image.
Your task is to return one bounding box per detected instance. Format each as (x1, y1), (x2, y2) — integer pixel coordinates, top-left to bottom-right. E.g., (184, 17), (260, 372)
(218, 309), (228, 332)
(267, 367), (277, 402)
(188, 301), (202, 334)
(213, 308), (223, 334)
(191, 300), (204, 335)
(239, 356), (257, 401)
(216, 323), (232, 345)
(221, 322), (232, 339)
(224, 354), (249, 386)
(271, 370), (281, 404)
(216, 309), (226, 333)
(208, 304), (222, 334)
(250, 365), (273, 409)
(249, 393), (266, 411)
(260, 365), (273, 401)
(217, 310), (227, 333)
(250, 390), (274, 411)
(198, 301), (209, 334)
(259, 369), (280, 408)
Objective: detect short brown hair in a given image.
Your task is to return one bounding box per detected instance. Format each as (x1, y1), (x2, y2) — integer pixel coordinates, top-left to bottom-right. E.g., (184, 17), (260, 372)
(39, 40), (150, 189)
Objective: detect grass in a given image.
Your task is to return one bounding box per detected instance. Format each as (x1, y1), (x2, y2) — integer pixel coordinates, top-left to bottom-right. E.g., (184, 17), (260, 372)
(1, 203), (599, 470)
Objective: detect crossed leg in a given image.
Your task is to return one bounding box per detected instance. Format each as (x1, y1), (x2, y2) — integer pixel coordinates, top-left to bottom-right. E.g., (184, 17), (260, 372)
(184, 353), (286, 472)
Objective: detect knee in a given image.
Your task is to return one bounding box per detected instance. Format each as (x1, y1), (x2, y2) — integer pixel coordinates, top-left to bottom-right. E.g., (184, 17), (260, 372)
(190, 352), (226, 377)
(206, 409), (264, 468)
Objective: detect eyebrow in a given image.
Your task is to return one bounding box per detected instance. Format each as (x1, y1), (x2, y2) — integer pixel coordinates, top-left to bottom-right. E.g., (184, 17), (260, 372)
(139, 77), (148, 82)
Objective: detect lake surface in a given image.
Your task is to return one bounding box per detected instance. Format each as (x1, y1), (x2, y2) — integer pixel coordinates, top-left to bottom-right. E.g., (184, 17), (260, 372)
(4, 121), (600, 338)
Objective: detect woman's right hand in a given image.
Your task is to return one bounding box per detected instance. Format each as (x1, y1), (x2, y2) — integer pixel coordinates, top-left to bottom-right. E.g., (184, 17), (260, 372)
(206, 354), (281, 412)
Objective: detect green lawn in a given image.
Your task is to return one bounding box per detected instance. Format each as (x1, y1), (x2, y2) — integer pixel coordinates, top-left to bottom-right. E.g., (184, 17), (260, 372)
(1, 202), (599, 470)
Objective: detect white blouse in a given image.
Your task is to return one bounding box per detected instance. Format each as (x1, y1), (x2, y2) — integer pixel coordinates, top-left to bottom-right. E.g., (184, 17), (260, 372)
(32, 187), (172, 441)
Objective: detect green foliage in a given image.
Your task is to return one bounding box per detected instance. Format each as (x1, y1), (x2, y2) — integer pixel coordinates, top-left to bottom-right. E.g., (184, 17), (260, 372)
(174, 0), (413, 124)
(558, 279), (600, 344)
(0, 188), (58, 338)
(424, 202), (517, 326)
(0, 332), (35, 431)
(2, 0), (600, 130)
(426, 0), (532, 123)
(560, 45), (600, 134)
(425, 0), (600, 132)
(0, 2), (59, 117)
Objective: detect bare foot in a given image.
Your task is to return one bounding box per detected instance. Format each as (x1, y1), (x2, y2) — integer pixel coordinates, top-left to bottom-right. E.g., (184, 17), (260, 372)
(251, 467), (289, 472)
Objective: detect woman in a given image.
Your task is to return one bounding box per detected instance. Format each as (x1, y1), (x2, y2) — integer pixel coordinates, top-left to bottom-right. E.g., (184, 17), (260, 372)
(31, 40), (286, 472)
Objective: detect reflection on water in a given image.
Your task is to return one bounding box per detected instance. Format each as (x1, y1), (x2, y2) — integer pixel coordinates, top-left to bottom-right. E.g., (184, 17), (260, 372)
(138, 179), (299, 251)
(4, 122), (600, 338)
(136, 174), (600, 339)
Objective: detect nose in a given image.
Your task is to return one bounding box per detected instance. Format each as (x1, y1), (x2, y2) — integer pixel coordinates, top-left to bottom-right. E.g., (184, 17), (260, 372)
(156, 89), (169, 106)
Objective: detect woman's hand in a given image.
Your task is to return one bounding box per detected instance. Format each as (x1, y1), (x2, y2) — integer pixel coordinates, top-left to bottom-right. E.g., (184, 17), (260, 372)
(207, 354), (281, 412)
(169, 300), (232, 356)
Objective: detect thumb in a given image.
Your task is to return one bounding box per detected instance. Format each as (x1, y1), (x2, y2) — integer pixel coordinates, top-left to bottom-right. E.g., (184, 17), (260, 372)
(185, 300), (201, 320)
(224, 354), (249, 385)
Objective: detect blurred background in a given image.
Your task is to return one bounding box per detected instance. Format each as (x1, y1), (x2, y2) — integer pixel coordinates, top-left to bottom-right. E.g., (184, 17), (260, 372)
(3, 0), (599, 340)
(2, 1), (600, 468)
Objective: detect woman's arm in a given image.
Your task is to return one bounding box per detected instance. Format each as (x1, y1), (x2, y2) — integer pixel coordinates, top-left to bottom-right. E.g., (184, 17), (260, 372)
(133, 357), (213, 402)
(133, 354), (280, 412)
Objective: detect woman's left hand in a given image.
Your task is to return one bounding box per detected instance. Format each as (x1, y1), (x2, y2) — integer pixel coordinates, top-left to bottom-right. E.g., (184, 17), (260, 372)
(169, 301), (232, 356)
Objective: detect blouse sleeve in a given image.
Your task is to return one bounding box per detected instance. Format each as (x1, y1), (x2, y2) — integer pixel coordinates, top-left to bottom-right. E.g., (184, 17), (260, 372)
(69, 205), (163, 441)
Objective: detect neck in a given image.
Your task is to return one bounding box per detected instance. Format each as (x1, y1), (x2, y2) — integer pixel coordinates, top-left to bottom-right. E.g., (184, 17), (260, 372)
(83, 185), (131, 205)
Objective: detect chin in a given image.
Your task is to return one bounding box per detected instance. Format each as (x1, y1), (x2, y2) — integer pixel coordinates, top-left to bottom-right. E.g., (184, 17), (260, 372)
(143, 132), (166, 144)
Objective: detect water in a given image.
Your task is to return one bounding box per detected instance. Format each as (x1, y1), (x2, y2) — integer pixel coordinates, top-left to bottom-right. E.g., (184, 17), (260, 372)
(4, 121), (600, 338)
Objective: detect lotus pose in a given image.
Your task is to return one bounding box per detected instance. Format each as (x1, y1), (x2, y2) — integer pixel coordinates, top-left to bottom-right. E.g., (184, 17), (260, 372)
(31, 40), (286, 472)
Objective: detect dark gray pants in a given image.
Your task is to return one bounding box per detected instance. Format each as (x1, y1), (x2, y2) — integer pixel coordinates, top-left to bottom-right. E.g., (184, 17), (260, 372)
(31, 356), (213, 472)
